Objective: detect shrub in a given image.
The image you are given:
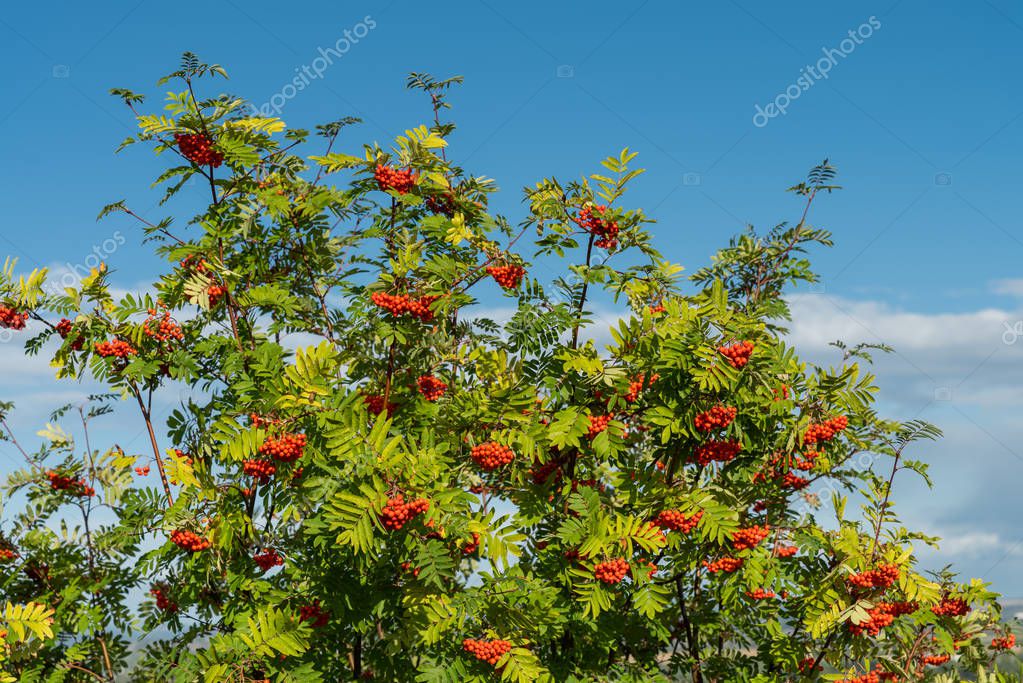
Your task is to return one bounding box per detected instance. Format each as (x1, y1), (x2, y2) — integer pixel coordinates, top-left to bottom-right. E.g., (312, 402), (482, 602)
(0, 53), (1018, 682)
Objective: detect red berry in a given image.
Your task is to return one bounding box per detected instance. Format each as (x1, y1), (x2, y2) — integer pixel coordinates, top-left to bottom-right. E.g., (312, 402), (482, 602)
(149, 585), (178, 613)
(703, 557), (743, 574)
(298, 600), (330, 628)
(470, 442), (515, 471)
(374, 164), (417, 194)
(578, 204), (620, 250)
(587, 414), (612, 439)
(170, 529), (210, 553)
(485, 265), (525, 290)
(653, 509), (703, 534)
(175, 133), (224, 168)
(717, 341), (754, 368)
(243, 458), (276, 483)
(253, 549), (284, 571)
(731, 525), (770, 551)
(94, 338), (137, 358)
(363, 394), (397, 417)
(258, 433), (306, 463)
(0, 306), (28, 330)
(417, 375), (447, 401)
(624, 373), (659, 402)
(694, 439), (742, 465)
(462, 638), (512, 666)
(370, 292), (438, 321)
(593, 558), (630, 584)
(694, 405), (737, 433)
(847, 564), (900, 590)
(379, 495), (430, 531)
(931, 597), (970, 617)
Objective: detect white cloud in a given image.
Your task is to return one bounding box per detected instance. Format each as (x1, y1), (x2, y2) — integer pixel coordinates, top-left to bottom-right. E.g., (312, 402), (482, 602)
(991, 279), (1023, 298)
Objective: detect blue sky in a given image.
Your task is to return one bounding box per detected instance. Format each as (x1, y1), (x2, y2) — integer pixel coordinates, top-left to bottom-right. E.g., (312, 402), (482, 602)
(1, 1), (1022, 602)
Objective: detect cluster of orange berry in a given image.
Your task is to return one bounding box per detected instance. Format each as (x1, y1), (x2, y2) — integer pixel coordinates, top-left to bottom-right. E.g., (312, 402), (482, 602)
(175, 133), (224, 167)
(55, 318), (84, 350)
(243, 458), (276, 483)
(170, 529), (210, 553)
(848, 602), (917, 637)
(0, 549), (16, 562)
(374, 164), (417, 194)
(462, 638), (511, 666)
(363, 394), (397, 417)
(587, 414), (612, 439)
(142, 308), (184, 343)
(380, 495), (430, 531)
(253, 549), (284, 571)
(992, 633), (1016, 650)
(804, 415), (849, 444)
(578, 204), (619, 250)
(134, 465), (150, 476)
(593, 558), (630, 584)
(417, 375), (447, 401)
(746, 588), (776, 600)
(258, 433), (306, 463)
(694, 405), (737, 432)
(847, 564), (900, 590)
(775, 544), (798, 558)
(207, 284), (227, 306)
(718, 341), (754, 368)
(653, 509), (703, 534)
(485, 265), (525, 289)
(470, 442), (515, 471)
(150, 586), (178, 613)
(95, 339), (138, 358)
(46, 470), (94, 496)
(624, 373), (658, 402)
(0, 306), (28, 330)
(462, 533), (481, 555)
(298, 600), (330, 628)
(731, 525), (770, 551)
(703, 557), (743, 574)
(370, 292), (438, 321)
(530, 459), (561, 485)
(425, 193), (455, 216)
(921, 654), (951, 666)
(931, 597), (970, 617)
(838, 668), (900, 683)
(694, 439), (742, 465)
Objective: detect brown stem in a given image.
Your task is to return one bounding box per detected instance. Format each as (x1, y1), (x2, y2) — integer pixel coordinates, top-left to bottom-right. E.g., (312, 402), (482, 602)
(131, 385), (173, 506)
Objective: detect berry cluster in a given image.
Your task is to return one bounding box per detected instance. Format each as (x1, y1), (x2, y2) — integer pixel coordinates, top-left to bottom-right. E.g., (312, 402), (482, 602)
(624, 373), (659, 402)
(46, 470), (94, 496)
(55, 318), (84, 350)
(775, 544), (798, 558)
(731, 525), (771, 551)
(253, 549), (284, 571)
(718, 341), (754, 368)
(142, 308), (184, 343)
(593, 558), (630, 584)
(746, 588), (776, 600)
(379, 495), (430, 530)
(0, 306), (28, 330)
(258, 433), (307, 463)
(207, 284), (227, 306)
(486, 265), (525, 289)
(417, 375), (447, 401)
(374, 164), (417, 194)
(425, 193), (455, 216)
(920, 654), (950, 666)
(703, 557), (743, 573)
(848, 602), (917, 637)
(931, 597), (970, 617)
(134, 466), (150, 476)
(838, 669), (900, 683)
(170, 529), (210, 553)
(781, 472), (810, 490)
(298, 600), (330, 628)
(694, 439), (742, 465)
(992, 633), (1016, 650)
(175, 133), (224, 168)
(363, 394), (397, 417)
(847, 564), (900, 590)
(648, 303), (666, 315)
(370, 292), (438, 321)
(0, 549), (17, 562)
(95, 339), (138, 358)
(587, 414), (612, 439)
(530, 459), (561, 485)
(694, 405), (737, 432)
(149, 586), (178, 613)
(578, 204), (619, 250)
(653, 509), (703, 534)
(243, 458), (276, 483)
(462, 533), (481, 555)
(470, 442), (515, 471)
(462, 638), (511, 666)
(804, 415), (849, 444)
